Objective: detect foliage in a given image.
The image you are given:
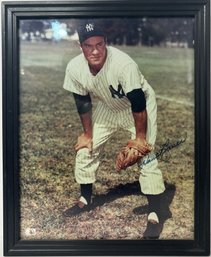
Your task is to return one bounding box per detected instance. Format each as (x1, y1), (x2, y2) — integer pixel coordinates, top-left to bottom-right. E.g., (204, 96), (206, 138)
(20, 18), (194, 46)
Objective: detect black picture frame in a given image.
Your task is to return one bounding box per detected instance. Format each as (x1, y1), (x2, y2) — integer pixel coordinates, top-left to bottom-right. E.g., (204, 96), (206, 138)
(2, 0), (210, 256)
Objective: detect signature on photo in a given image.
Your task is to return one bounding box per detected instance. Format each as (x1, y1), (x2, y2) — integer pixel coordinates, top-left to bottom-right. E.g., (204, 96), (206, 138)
(140, 133), (187, 168)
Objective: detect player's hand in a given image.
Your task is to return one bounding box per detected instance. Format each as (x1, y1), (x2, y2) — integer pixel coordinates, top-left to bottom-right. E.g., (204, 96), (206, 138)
(75, 133), (93, 153)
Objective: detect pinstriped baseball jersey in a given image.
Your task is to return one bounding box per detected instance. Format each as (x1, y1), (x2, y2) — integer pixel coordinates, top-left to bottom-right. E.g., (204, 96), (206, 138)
(63, 46), (154, 111)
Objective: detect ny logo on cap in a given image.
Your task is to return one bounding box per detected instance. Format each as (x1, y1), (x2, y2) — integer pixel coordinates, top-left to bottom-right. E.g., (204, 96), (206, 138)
(86, 23), (94, 32)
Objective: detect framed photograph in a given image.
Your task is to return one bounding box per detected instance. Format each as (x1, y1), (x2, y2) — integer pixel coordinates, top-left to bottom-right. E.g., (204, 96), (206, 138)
(2, 0), (210, 256)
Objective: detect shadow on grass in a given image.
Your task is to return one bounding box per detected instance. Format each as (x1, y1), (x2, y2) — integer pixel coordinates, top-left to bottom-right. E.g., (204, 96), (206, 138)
(91, 181), (176, 218)
(91, 180), (141, 208)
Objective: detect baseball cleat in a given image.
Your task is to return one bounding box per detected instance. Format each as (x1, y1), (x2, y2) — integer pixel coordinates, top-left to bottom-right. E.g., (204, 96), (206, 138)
(63, 197), (92, 217)
(142, 221), (163, 240)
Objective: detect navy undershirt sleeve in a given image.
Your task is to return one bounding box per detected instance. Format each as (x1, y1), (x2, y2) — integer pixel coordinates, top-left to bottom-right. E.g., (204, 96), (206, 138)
(126, 88), (146, 112)
(73, 93), (92, 114)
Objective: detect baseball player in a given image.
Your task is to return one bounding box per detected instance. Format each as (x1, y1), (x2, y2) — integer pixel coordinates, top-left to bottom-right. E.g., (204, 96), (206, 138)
(63, 21), (171, 239)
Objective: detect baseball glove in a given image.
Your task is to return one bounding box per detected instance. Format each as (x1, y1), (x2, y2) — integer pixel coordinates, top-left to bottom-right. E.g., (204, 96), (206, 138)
(116, 139), (153, 171)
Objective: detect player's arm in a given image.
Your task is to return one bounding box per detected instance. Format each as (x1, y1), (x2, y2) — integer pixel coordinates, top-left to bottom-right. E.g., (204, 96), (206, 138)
(115, 88), (148, 171)
(126, 88), (147, 141)
(73, 93), (93, 152)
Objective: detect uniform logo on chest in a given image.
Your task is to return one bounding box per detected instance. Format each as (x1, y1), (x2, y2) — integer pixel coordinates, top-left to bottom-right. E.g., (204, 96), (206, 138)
(109, 84), (126, 99)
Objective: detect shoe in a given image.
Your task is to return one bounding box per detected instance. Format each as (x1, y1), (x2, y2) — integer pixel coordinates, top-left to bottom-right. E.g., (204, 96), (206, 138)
(63, 197), (92, 217)
(142, 212), (163, 239)
(142, 221), (163, 240)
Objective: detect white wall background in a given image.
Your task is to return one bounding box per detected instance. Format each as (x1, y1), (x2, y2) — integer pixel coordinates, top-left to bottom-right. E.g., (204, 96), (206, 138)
(0, 0), (210, 256)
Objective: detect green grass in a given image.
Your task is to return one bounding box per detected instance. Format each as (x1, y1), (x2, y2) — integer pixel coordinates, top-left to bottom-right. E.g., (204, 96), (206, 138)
(19, 40), (194, 240)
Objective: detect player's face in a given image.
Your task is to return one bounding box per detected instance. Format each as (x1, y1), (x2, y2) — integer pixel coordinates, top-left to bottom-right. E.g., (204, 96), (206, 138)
(81, 36), (107, 72)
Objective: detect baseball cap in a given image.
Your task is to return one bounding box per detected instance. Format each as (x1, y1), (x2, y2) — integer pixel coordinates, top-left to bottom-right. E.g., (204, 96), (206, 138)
(77, 21), (105, 44)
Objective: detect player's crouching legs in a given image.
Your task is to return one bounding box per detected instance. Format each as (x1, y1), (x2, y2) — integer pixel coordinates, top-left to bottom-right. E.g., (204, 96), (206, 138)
(63, 148), (101, 217)
(75, 148), (100, 184)
(138, 156), (172, 239)
(138, 155), (165, 195)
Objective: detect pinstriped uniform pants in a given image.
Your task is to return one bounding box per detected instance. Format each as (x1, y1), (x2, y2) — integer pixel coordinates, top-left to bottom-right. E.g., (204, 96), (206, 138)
(74, 97), (165, 195)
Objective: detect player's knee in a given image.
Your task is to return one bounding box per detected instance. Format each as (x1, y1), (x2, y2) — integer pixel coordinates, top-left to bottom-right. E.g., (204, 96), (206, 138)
(76, 148), (90, 159)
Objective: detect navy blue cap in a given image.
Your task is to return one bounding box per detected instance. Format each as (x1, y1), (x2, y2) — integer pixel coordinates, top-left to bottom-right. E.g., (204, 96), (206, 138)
(77, 21), (105, 43)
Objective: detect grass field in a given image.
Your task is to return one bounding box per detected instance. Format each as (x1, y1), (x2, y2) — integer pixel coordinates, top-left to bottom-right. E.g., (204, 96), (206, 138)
(19, 40), (194, 240)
